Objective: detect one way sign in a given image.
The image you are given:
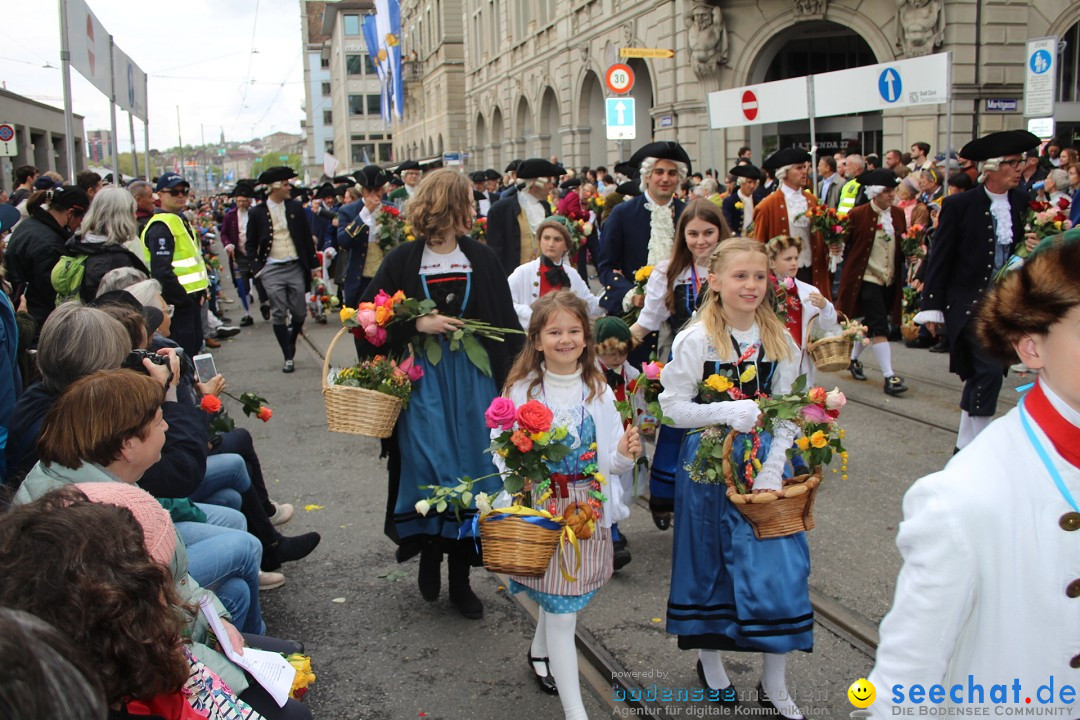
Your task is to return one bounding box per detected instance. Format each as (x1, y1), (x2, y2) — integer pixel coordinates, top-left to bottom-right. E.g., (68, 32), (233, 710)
(606, 97), (636, 140)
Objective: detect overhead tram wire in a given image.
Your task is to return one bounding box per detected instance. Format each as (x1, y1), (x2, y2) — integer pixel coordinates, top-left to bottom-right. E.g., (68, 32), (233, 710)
(226, 0), (262, 138)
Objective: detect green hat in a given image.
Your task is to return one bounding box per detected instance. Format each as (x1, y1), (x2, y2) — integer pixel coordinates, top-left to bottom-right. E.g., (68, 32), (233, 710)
(594, 316), (632, 344)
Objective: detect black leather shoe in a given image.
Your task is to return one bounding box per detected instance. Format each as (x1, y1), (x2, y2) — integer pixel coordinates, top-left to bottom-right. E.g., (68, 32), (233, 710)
(418, 545), (442, 601)
(884, 375), (908, 396)
(652, 511), (672, 531)
(269, 532), (321, 566)
(757, 683), (804, 719)
(613, 545), (632, 571)
(848, 359), (867, 381)
(696, 661), (738, 704)
(904, 335), (933, 349)
(929, 338), (949, 353)
(260, 304), (271, 321)
(239, 315), (254, 327)
(528, 653), (559, 695)
(448, 584), (484, 619)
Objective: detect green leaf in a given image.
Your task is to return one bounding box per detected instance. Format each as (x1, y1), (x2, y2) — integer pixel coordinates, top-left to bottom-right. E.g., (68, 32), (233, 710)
(503, 475), (524, 495)
(790, 374), (807, 394)
(424, 335), (442, 366)
(461, 491), (473, 507)
(436, 500), (447, 513)
(461, 333), (493, 377)
(544, 444), (572, 461)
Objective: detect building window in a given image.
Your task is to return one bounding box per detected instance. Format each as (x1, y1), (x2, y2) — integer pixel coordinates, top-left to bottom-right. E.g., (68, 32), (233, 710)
(321, 82), (331, 96)
(369, 133), (384, 140)
(378, 143), (394, 163)
(343, 14), (360, 36)
(365, 54), (378, 75)
(352, 142), (376, 164)
(346, 54), (364, 75)
(366, 94), (382, 116)
(348, 95), (365, 115)
(322, 110), (332, 125)
(320, 57), (329, 69)
(324, 140), (334, 155)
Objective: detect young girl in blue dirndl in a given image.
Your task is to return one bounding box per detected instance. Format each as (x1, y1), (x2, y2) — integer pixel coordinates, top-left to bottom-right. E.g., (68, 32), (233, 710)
(629, 199), (730, 530)
(660, 239), (812, 720)
(496, 291), (641, 720)
(354, 169), (522, 621)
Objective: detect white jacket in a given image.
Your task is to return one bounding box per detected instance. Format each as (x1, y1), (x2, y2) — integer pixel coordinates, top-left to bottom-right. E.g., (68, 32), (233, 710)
(869, 385), (1080, 716)
(507, 257), (603, 330)
(635, 258), (709, 334)
(791, 277), (840, 383)
(494, 373), (634, 526)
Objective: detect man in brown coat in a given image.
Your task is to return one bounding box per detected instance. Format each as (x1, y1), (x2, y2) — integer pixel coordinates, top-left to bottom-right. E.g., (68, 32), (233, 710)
(752, 148), (832, 299)
(835, 169), (908, 396)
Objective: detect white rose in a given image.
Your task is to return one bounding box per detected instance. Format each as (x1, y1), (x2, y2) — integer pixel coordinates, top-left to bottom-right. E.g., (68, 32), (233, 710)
(475, 491), (493, 516)
(414, 499), (431, 516)
(582, 222), (594, 237)
(825, 387), (847, 411)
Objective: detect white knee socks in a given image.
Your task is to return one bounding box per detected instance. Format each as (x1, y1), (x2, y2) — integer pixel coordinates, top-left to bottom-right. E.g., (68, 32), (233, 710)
(698, 649), (731, 689)
(761, 653), (802, 719)
(850, 340), (867, 361)
(545, 611), (588, 720)
(871, 341), (895, 378)
(957, 410), (992, 450)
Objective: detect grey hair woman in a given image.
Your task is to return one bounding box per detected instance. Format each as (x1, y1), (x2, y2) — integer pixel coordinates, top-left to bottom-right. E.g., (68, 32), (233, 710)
(65, 186), (149, 303)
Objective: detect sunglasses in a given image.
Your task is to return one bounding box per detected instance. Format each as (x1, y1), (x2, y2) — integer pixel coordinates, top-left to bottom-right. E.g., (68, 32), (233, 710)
(162, 188), (190, 197)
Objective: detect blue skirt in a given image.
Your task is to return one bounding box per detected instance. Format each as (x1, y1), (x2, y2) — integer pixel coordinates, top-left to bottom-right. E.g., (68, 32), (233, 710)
(648, 425), (687, 514)
(665, 430), (814, 653)
(389, 342), (501, 546)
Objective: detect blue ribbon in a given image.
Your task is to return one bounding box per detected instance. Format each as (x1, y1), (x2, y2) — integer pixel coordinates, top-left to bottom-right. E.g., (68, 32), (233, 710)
(1019, 395), (1080, 514)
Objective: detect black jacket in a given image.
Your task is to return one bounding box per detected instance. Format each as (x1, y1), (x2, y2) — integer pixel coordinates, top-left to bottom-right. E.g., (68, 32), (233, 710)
(245, 199), (317, 290)
(3, 209), (71, 333)
(922, 184), (1027, 376)
(64, 236), (149, 303)
(485, 194), (550, 276)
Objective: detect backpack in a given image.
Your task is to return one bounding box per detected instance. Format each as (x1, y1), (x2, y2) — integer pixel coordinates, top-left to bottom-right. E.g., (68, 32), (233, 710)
(50, 254), (88, 305)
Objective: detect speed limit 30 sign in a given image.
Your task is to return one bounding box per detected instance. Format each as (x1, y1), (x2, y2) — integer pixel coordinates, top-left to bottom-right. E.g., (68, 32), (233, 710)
(605, 64), (635, 95)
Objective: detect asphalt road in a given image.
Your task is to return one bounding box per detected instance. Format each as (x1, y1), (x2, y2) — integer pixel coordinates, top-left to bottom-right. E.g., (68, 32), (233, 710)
(207, 286), (1025, 720)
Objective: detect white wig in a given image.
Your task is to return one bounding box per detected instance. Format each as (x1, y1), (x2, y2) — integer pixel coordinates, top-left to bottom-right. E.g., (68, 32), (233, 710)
(638, 156), (689, 194)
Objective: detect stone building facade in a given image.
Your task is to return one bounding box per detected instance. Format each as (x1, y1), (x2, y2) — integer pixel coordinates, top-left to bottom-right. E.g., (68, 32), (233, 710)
(301, 0), (334, 182)
(393, 0), (1080, 173)
(0, 88), (86, 196)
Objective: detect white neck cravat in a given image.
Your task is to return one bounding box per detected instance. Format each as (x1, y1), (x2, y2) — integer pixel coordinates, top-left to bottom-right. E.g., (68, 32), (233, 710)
(644, 192), (676, 266)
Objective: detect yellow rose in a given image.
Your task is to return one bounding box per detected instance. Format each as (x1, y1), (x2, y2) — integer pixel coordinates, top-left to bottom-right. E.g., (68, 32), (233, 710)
(531, 431), (551, 444)
(634, 265), (654, 283)
(704, 374), (734, 394)
(406, 234), (416, 242)
(809, 430), (828, 449)
(596, 196), (605, 206)
(339, 307), (357, 324)
(734, 201), (744, 210)
(796, 436), (811, 451)
(739, 365), (757, 383)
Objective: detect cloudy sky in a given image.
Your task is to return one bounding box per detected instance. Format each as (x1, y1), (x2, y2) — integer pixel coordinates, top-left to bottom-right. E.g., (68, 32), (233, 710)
(0, 0), (306, 151)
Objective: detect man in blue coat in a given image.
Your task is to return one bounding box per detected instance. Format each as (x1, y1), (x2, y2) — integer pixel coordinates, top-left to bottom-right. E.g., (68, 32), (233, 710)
(916, 130), (1039, 451)
(596, 141), (690, 318)
(721, 163), (761, 236)
(335, 165), (392, 308)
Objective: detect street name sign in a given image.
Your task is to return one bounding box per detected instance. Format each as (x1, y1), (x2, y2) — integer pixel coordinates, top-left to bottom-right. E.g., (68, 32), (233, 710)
(620, 48), (675, 59)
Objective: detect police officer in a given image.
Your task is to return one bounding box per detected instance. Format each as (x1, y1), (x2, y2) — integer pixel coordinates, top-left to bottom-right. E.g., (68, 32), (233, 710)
(140, 173), (209, 358)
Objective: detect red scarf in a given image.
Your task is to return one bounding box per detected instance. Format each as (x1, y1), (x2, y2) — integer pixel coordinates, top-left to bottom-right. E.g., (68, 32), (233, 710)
(785, 299), (803, 347)
(1026, 381), (1080, 469)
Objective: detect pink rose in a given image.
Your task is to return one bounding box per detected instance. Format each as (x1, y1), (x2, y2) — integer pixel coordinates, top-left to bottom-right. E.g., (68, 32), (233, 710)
(365, 325), (387, 346)
(825, 387), (847, 411)
(642, 361), (662, 381)
(782, 276), (796, 290)
(356, 308), (377, 329)
(485, 397), (517, 430)
(801, 403), (831, 424)
(398, 355), (424, 382)
(374, 289), (392, 308)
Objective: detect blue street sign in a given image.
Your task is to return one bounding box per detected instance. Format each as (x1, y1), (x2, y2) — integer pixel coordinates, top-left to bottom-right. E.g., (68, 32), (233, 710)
(606, 97), (636, 140)
(878, 68), (902, 103)
(1030, 49), (1052, 74)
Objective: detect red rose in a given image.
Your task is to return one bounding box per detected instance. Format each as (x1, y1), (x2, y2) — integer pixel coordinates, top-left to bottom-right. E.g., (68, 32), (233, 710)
(515, 400), (553, 434)
(510, 430), (533, 453)
(199, 395), (222, 413)
(257, 406), (273, 422)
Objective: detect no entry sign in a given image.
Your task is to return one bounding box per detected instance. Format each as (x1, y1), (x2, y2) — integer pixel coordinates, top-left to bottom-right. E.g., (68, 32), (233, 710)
(741, 90), (758, 121)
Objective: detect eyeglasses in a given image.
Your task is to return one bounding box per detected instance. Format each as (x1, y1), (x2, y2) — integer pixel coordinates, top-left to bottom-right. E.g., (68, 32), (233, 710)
(165, 304), (175, 317)
(162, 188), (190, 197)
(999, 158), (1025, 169)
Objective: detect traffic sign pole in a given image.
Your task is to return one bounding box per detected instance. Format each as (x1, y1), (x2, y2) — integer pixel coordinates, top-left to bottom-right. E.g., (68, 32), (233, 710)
(944, 50), (953, 189)
(807, 76), (817, 191)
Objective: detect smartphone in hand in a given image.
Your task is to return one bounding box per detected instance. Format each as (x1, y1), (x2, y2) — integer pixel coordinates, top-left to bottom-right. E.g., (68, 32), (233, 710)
(193, 353), (218, 383)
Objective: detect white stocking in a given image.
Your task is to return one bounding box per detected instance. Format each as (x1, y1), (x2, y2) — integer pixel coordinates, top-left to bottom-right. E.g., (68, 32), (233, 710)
(530, 609), (550, 677)
(761, 653), (802, 720)
(851, 340), (867, 361)
(698, 649), (731, 689)
(545, 611), (588, 720)
(871, 341), (895, 378)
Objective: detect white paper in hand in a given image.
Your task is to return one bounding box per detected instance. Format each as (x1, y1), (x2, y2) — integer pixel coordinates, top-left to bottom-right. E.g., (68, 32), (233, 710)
(199, 595), (296, 707)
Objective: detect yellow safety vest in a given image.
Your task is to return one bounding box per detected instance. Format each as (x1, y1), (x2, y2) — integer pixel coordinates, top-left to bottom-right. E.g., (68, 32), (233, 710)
(139, 212), (209, 293)
(837, 179), (861, 217)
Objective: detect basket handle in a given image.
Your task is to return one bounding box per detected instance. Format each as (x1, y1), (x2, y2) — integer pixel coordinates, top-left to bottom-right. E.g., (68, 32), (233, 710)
(321, 326), (352, 392)
(807, 310), (848, 338)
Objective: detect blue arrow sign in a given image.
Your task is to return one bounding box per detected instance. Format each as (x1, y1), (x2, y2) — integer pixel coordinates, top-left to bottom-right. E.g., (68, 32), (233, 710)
(878, 68), (902, 103)
(606, 97), (636, 140)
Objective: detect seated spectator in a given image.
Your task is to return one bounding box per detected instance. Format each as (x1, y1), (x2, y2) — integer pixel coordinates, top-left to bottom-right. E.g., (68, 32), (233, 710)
(96, 265), (148, 296)
(60, 186), (149, 303)
(0, 486), (290, 719)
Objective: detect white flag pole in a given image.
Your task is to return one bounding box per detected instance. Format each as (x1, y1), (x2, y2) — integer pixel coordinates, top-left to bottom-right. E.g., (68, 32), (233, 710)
(109, 36), (120, 181)
(58, 0), (77, 180)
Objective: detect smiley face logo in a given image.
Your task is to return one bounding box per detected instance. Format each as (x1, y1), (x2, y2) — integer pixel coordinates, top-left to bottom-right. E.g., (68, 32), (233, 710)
(848, 678), (876, 708)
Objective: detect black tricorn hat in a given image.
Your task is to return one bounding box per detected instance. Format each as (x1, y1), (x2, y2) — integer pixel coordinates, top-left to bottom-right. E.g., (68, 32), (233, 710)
(257, 166), (297, 185)
(396, 160), (422, 172)
(729, 164), (763, 180)
(628, 141), (692, 175)
(856, 169), (901, 188)
(484, 169), (501, 182)
(559, 177), (582, 190)
(959, 130), (1042, 162)
(505, 159), (523, 173)
(313, 183), (337, 199)
(615, 180), (641, 197)
(353, 165), (390, 190)
(762, 148), (812, 171)
(516, 158), (563, 180)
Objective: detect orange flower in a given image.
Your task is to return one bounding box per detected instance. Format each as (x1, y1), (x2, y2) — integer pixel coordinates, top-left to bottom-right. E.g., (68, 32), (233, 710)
(391, 290), (406, 304)
(510, 430), (533, 452)
(257, 406), (273, 422)
(199, 395), (222, 413)
(374, 305), (393, 326)
(807, 386), (827, 406)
